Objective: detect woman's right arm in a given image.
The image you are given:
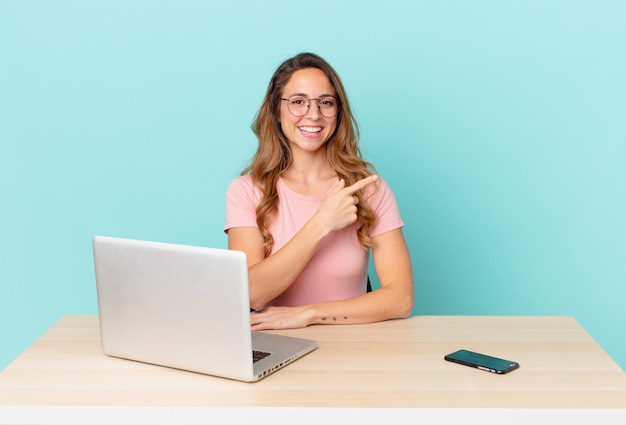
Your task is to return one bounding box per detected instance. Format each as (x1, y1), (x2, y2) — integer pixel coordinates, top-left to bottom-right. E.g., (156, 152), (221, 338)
(228, 222), (325, 310)
(228, 175), (379, 310)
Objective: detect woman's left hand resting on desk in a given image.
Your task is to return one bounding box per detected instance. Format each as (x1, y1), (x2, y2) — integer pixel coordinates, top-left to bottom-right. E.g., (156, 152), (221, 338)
(248, 228), (414, 330)
(223, 52), (414, 330)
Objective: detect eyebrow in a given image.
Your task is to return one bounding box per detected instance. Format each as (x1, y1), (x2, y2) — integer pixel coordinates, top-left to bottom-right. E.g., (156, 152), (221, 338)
(286, 92), (337, 98)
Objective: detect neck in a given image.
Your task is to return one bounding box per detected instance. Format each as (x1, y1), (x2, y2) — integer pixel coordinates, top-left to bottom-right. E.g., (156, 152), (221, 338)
(282, 153), (337, 196)
(285, 149), (334, 183)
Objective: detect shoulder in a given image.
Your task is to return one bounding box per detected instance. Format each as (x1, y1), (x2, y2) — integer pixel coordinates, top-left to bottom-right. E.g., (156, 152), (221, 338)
(227, 174), (255, 192)
(365, 175), (404, 236)
(226, 174), (260, 197)
(365, 175), (396, 205)
(225, 174), (262, 206)
(224, 175), (260, 230)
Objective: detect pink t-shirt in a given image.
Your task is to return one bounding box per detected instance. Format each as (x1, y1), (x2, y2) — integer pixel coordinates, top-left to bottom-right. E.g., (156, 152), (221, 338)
(224, 175), (404, 307)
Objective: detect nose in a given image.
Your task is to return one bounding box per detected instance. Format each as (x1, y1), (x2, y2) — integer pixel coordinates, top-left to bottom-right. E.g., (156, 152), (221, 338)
(304, 99), (321, 119)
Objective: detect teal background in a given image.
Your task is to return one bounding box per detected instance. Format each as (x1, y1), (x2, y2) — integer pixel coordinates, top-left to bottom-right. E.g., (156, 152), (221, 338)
(1, 1), (625, 371)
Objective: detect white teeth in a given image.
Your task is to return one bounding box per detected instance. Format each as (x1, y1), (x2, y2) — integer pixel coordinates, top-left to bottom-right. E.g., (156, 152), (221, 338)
(300, 126), (322, 133)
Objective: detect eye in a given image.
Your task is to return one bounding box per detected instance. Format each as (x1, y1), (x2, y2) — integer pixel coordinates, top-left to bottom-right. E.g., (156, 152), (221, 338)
(319, 97), (336, 107)
(290, 96), (307, 105)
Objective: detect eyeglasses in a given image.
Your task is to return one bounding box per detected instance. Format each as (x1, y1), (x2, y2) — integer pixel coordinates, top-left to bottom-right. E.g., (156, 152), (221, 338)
(280, 95), (339, 118)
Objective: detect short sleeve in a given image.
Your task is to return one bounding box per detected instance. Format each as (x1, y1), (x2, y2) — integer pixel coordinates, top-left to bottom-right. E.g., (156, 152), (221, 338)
(366, 177), (405, 238)
(224, 175), (260, 233)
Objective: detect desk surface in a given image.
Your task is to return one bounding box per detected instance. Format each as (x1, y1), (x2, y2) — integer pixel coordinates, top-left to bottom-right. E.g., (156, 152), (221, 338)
(1, 315), (625, 409)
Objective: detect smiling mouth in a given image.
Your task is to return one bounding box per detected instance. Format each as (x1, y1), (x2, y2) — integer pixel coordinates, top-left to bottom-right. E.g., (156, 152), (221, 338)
(299, 126), (322, 134)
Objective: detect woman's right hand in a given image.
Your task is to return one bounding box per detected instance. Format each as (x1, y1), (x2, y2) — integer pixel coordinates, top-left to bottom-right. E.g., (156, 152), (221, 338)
(314, 175), (378, 234)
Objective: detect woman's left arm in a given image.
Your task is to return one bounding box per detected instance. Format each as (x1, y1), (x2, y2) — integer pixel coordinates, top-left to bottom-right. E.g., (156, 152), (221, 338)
(250, 228), (414, 330)
(366, 227), (415, 318)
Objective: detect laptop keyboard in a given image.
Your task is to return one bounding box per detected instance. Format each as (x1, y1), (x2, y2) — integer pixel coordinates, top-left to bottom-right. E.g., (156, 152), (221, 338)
(252, 350), (271, 363)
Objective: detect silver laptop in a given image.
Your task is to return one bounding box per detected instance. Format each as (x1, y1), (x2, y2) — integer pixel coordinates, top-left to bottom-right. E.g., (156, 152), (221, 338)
(92, 235), (317, 382)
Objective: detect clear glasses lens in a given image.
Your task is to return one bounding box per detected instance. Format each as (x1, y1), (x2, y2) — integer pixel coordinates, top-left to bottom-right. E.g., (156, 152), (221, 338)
(286, 96), (338, 118)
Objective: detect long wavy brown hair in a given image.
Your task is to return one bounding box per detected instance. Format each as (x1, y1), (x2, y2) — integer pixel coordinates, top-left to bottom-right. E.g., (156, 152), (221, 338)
(242, 52), (377, 257)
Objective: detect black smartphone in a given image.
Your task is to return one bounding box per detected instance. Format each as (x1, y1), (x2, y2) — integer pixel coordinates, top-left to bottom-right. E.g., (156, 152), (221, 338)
(444, 349), (519, 374)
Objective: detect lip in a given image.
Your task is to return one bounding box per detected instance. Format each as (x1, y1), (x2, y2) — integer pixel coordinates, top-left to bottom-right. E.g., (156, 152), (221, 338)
(298, 126), (324, 138)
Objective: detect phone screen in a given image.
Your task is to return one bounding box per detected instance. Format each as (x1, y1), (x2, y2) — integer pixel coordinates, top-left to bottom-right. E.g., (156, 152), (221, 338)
(444, 349), (519, 374)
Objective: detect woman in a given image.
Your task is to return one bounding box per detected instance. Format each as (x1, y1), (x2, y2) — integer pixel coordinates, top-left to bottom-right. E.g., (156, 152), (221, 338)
(224, 52), (413, 330)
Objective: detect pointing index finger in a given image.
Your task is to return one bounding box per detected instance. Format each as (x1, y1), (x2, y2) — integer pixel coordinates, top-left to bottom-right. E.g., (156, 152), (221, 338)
(345, 174), (379, 194)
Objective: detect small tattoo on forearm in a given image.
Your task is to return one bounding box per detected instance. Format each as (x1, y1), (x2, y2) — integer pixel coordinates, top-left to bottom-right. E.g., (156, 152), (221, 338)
(321, 316), (348, 322)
